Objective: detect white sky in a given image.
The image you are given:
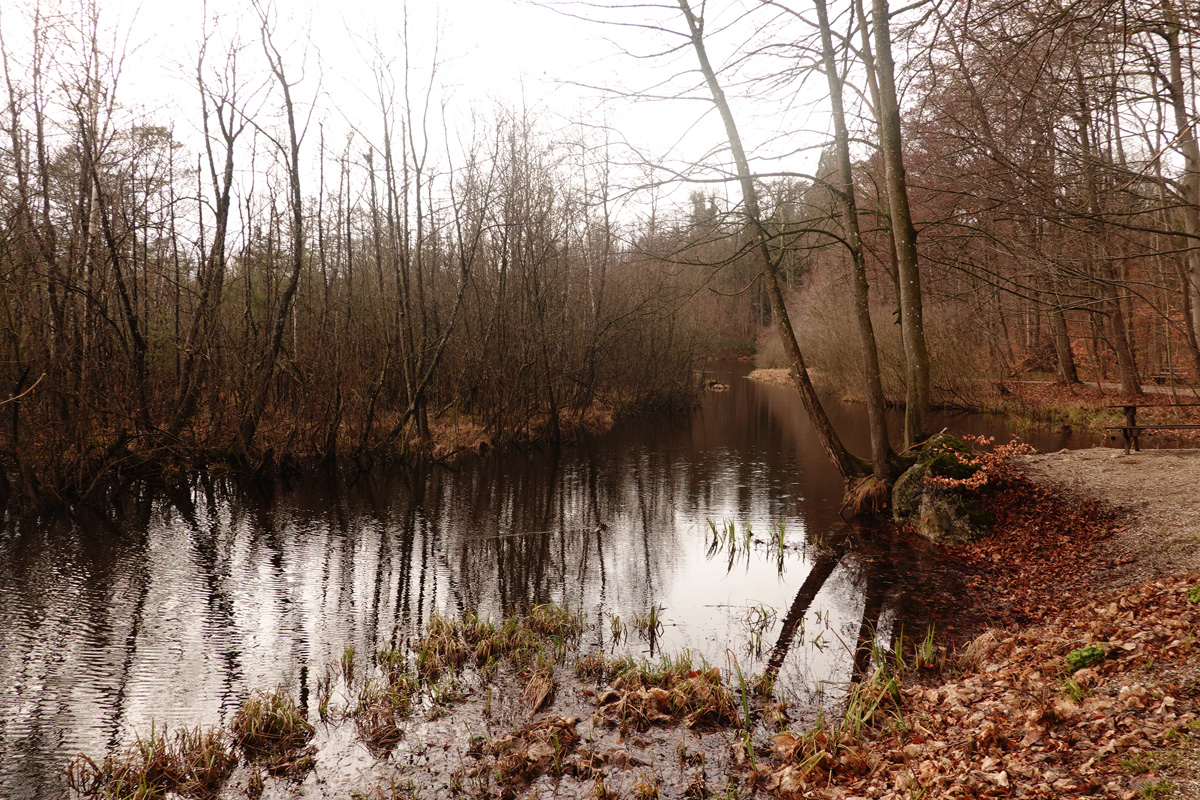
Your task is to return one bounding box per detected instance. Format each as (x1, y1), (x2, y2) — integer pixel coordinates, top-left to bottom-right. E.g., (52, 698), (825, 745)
(3, 0), (838, 213)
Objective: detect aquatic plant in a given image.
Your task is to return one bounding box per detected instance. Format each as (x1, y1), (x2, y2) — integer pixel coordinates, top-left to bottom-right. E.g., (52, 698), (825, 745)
(66, 722), (236, 800)
(607, 611), (628, 645)
(67, 722), (174, 800)
(353, 677), (413, 753)
(633, 603), (666, 640)
(742, 603), (777, 657)
(597, 651), (739, 730)
(576, 650), (636, 683)
(231, 687), (315, 771)
(416, 614), (468, 680)
(173, 725), (238, 796)
(340, 644), (357, 686)
(316, 666), (335, 722)
(528, 602), (584, 641)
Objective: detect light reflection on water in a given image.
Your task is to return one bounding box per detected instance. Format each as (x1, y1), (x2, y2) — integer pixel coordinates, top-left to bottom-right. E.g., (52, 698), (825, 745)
(0, 363), (1093, 798)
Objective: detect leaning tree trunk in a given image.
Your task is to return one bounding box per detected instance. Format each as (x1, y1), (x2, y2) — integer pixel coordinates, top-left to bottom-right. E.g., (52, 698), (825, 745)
(814, 0), (895, 482)
(677, 0), (865, 484)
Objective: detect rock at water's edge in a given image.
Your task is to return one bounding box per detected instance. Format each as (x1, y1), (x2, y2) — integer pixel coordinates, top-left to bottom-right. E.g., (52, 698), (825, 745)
(892, 434), (994, 545)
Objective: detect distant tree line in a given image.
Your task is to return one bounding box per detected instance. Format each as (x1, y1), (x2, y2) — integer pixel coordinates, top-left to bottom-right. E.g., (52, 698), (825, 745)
(0, 2), (721, 505)
(584, 0), (1200, 501)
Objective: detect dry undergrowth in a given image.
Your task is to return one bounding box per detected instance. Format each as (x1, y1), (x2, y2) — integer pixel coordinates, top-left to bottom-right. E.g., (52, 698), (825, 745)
(66, 724), (237, 799)
(759, 576), (1200, 800)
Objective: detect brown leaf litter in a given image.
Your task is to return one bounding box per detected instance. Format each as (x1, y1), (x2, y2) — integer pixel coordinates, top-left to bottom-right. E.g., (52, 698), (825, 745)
(757, 576), (1200, 799)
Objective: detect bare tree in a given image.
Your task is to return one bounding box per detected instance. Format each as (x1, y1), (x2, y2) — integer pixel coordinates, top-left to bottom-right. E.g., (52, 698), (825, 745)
(238, 2), (312, 453)
(674, 0), (866, 484)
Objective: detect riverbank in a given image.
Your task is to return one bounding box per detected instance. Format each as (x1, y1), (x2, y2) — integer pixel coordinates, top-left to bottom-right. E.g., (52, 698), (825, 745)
(65, 448), (1200, 799)
(748, 367), (1200, 445)
(763, 448), (1200, 799)
(0, 394), (670, 512)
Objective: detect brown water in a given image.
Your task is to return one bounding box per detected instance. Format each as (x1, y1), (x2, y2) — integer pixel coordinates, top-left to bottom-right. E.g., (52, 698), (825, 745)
(0, 363), (1096, 798)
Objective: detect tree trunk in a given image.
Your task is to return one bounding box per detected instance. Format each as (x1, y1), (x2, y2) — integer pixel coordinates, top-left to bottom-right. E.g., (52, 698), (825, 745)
(240, 18), (307, 453)
(814, 0), (894, 482)
(169, 67), (239, 438)
(1160, 1), (1200, 376)
(872, 0), (932, 445)
(677, 0), (865, 484)
(1049, 302), (1080, 384)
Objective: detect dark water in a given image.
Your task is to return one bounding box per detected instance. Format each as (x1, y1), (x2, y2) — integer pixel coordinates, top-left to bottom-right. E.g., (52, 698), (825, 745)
(0, 363), (1095, 798)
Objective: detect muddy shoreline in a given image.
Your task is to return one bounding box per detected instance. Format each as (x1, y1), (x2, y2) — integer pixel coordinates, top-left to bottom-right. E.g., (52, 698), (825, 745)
(65, 447), (1200, 800)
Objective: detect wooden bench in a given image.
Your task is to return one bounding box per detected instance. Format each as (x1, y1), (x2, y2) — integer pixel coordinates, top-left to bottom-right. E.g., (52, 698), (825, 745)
(1106, 403), (1200, 454)
(1148, 368), (1188, 385)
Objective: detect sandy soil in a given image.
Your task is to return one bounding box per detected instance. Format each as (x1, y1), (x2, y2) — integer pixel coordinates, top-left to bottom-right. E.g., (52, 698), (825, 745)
(1020, 448), (1200, 586)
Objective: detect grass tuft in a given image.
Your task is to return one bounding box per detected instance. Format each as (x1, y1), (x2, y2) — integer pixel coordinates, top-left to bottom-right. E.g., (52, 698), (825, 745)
(231, 687), (316, 774)
(66, 722), (236, 800)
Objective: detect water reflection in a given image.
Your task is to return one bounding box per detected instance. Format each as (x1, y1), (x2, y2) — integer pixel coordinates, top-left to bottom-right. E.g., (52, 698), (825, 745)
(0, 363), (1095, 798)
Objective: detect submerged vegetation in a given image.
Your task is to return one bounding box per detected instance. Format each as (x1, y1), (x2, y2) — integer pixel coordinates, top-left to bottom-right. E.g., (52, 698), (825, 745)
(67, 583), (1200, 799)
(66, 603), (755, 799)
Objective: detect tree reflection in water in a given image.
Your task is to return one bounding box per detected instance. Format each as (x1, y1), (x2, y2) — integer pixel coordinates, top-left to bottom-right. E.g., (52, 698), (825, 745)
(0, 362), (1076, 799)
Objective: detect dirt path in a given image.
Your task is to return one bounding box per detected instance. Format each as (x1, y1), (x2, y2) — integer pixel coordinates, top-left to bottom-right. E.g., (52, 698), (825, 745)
(1020, 448), (1200, 586)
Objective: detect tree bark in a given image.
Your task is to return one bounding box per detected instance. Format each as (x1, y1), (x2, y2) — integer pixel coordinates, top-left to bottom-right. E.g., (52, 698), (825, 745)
(871, 0), (932, 445)
(239, 15), (307, 452)
(677, 0), (864, 484)
(1159, 0), (1200, 377)
(814, 0), (894, 482)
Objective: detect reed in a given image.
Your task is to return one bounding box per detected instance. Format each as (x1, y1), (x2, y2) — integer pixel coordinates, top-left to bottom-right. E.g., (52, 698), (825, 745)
(231, 687), (316, 771)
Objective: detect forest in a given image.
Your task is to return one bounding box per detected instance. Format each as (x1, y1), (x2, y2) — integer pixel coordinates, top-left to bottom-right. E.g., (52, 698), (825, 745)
(1, 0), (1198, 504)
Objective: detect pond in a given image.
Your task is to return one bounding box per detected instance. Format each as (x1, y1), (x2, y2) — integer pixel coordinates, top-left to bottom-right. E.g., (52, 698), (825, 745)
(0, 363), (1096, 798)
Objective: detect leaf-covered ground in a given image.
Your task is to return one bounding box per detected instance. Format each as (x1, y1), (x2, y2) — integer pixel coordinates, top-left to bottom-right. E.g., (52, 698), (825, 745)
(759, 452), (1200, 800)
(760, 576), (1200, 800)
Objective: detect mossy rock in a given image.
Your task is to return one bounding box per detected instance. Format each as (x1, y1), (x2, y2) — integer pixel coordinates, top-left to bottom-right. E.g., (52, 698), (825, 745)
(916, 433), (981, 480)
(893, 436), (992, 545)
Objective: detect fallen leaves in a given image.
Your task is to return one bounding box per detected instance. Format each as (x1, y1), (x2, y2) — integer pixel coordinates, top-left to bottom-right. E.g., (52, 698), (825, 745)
(759, 575), (1200, 799)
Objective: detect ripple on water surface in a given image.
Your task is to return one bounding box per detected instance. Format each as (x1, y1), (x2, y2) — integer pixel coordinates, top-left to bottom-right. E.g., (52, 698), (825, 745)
(0, 362), (1095, 798)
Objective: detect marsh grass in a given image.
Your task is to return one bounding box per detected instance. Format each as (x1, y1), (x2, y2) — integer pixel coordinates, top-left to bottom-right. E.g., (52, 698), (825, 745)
(422, 604), (583, 678)
(772, 632), (914, 782)
(607, 611), (628, 645)
(706, 517), (797, 575)
(231, 687), (316, 773)
(523, 661), (556, 714)
(354, 677), (413, 753)
(633, 604), (666, 641)
(604, 652), (740, 729)
(742, 603), (777, 658)
(173, 726), (238, 796)
(69, 602), (756, 799)
(416, 614), (468, 680)
(576, 650), (637, 683)
(528, 602), (585, 641)
(340, 644), (357, 686)
(67, 722), (236, 800)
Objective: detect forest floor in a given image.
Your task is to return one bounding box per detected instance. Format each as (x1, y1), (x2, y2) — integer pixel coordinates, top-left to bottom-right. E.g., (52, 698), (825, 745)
(761, 447), (1200, 800)
(69, 433), (1200, 800)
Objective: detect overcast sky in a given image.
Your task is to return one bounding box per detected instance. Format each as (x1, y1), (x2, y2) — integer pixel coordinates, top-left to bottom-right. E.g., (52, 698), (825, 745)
(2, 0), (835, 212)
